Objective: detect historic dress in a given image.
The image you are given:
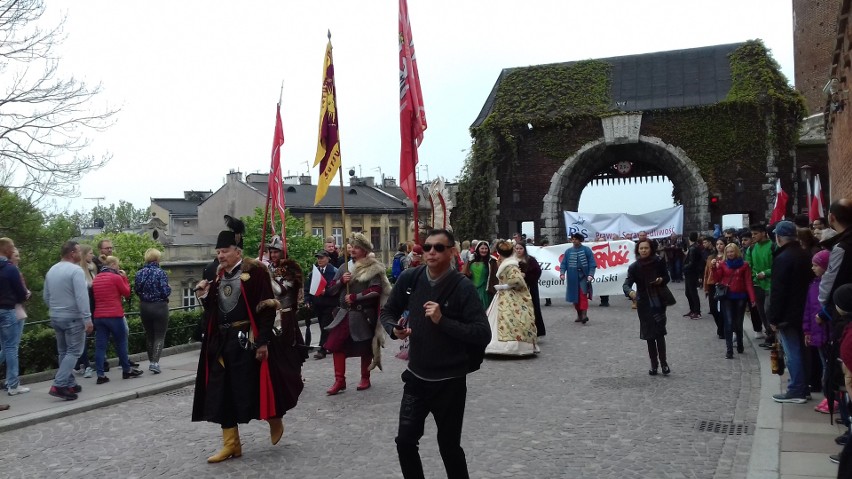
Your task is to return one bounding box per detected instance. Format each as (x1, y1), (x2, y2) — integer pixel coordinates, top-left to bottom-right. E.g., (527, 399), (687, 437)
(485, 257), (539, 356)
(192, 257), (304, 426)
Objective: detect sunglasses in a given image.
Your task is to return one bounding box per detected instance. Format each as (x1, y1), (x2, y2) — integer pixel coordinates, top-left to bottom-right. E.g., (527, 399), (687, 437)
(422, 243), (450, 253)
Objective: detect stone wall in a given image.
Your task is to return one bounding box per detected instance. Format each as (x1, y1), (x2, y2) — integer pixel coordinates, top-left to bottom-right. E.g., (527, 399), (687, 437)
(793, 0), (842, 114)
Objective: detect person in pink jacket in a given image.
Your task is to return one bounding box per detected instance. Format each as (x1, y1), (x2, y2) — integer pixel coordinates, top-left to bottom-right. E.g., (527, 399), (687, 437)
(712, 244), (757, 359)
(91, 255), (142, 383)
(804, 250), (833, 413)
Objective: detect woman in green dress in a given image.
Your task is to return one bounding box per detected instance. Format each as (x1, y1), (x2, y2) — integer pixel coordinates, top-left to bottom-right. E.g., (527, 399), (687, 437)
(463, 241), (498, 309)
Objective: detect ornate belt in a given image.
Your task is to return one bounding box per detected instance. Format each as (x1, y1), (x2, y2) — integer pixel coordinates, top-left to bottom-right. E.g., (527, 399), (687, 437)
(219, 320), (250, 330)
(278, 307), (293, 313)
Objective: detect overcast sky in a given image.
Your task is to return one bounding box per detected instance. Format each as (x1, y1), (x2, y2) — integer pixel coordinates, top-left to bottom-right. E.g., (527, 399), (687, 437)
(41, 0), (794, 217)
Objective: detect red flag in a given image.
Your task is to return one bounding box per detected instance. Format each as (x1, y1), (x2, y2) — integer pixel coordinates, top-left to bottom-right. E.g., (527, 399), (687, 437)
(268, 105), (287, 247)
(811, 174), (825, 221)
(399, 0), (427, 203)
(770, 179), (788, 224)
(309, 264), (327, 296)
(806, 175), (814, 222)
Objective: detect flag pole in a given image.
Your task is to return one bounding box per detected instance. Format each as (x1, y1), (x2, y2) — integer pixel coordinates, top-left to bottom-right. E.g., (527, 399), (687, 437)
(277, 81), (289, 258)
(327, 29), (349, 295)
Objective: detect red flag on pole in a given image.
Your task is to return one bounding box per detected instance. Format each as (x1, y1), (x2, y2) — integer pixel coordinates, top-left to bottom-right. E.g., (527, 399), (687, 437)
(805, 175), (814, 222)
(399, 0), (427, 239)
(269, 105), (287, 229)
(770, 179), (788, 224)
(811, 174), (825, 221)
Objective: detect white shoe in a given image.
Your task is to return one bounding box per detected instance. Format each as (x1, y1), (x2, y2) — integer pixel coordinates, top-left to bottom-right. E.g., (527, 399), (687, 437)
(8, 386), (30, 396)
(755, 331), (765, 339)
(83, 367), (94, 378)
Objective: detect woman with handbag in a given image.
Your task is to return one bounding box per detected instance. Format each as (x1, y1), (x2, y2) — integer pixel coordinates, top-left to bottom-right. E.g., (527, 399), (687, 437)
(623, 239), (672, 376)
(711, 244), (757, 359)
(704, 239), (726, 338)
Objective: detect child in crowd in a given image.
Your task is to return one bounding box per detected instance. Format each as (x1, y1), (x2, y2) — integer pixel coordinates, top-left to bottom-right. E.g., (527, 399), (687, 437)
(803, 250), (833, 413)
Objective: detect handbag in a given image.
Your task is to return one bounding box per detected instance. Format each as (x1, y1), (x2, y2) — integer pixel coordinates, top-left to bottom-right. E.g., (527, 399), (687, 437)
(660, 285), (677, 307)
(714, 284), (729, 301)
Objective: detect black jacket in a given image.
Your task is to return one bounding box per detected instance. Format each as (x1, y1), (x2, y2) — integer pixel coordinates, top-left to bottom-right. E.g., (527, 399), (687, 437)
(768, 240), (813, 330)
(380, 266), (491, 380)
(683, 243), (703, 275)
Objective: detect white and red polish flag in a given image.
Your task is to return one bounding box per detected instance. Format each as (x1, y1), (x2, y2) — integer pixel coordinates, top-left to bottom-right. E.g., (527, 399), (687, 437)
(811, 174), (825, 221)
(769, 179), (789, 224)
(309, 265), (327, 296)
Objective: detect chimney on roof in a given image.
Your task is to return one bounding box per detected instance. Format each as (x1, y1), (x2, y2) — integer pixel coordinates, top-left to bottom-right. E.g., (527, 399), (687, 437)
(299, 175), (312, 185)
(246, 173), (269, 184)
(383, 177), (397, 188)
(226, 170), (242, 184)
(350, 176), (375, 187)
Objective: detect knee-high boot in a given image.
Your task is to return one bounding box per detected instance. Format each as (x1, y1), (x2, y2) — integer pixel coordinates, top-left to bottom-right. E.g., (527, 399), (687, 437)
(268, 417), (284, 445)
(207, 426), (242, 463)
(326, 352), (346, 395)
(357, 356), (371, 391)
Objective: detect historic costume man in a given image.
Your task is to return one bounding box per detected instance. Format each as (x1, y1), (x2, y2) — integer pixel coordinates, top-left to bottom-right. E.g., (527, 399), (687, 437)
(559, 232), (597, 323)
(192, 216), (304, 463)
(324, 232), (391, 395)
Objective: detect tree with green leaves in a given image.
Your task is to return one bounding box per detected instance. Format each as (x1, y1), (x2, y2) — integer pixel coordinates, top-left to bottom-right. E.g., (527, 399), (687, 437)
(83, 200), (149, 233)
(241, 208), (322, 276)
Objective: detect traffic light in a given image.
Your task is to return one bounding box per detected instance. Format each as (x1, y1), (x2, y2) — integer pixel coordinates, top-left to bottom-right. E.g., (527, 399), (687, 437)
(709, 194), (720, 206)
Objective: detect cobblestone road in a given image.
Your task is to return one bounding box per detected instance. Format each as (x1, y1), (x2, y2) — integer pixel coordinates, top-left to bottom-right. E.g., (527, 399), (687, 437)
(0, 282), (760, 478)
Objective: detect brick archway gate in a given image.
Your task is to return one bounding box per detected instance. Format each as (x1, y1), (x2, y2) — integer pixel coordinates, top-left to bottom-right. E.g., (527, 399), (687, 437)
(540, 135), (709, 243)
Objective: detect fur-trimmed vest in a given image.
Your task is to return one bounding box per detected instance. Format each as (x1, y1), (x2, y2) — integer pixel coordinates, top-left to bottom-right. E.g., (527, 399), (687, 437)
(327, 257), (392, 342)
(268, 258), (304, 310)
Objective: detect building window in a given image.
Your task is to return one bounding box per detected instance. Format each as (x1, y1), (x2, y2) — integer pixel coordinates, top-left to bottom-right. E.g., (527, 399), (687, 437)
(311, 227), (324, 238)
(371, 227), (382, 251)
(332, 227), (344, 247)
(182, 287), (198, 310)
(389, 226), (400, 251)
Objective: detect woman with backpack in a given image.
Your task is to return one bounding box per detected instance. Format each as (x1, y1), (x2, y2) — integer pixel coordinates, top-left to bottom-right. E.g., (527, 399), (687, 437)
(711, 244), (757, 359)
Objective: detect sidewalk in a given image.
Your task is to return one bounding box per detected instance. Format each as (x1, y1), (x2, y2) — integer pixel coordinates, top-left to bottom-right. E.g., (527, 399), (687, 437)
(747, 329), (843, 479)
(0, 346), (200, 433)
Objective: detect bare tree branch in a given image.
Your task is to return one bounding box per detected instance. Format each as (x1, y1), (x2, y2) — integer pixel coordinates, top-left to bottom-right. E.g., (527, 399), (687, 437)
(0, 0), (118, 201)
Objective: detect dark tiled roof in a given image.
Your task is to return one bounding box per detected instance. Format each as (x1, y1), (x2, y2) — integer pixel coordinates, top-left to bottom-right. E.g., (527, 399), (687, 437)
(472, 42), (745, 128)
(246, 181), (409, 213)
(151, 198), (200, 216)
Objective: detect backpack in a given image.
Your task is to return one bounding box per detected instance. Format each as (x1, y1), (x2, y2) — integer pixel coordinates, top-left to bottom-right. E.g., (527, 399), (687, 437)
(401, 266), (485, 373)
(391, 253), (404, 282)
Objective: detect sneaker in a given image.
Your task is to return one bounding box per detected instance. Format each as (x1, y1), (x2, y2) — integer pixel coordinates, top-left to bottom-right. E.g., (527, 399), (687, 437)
(129, 360), (140, 368)
(7, 386), (30, 396)
(149, 363), (161, 374)
(815, 398), (830, 414)
(830, 454), (840, 464)
(772, 392), (808, 404)
(83, 367), (94, 378)
(73, 367), (83, 375)
(836, 432), (850, 446)
(48, 386), (78, 401)
(755, 331), (766, 339)
(71, 384), (82, 393)
(122, 368), (143, 379)
(96, 376), (110, 385)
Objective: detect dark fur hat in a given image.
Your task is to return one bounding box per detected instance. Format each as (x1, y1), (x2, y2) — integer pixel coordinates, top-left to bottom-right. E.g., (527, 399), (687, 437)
(216, 215), (245, 249)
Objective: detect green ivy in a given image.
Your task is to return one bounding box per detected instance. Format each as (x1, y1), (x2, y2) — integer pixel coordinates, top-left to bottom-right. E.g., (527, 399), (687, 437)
(454, 40), (804, 240)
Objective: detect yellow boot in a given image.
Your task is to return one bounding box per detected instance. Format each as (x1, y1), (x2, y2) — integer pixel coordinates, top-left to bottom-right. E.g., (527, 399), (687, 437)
(268, 417), (284, 445)
(207, 426), (242, 463)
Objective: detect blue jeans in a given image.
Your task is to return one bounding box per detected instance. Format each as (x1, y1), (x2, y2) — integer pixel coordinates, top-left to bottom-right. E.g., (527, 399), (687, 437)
(778, 327), (808, 398)
(94, 318), (131, 377)
(0, 309), (23, 389)
(51, 316), (86, 388)
(721, 297), (747, 354)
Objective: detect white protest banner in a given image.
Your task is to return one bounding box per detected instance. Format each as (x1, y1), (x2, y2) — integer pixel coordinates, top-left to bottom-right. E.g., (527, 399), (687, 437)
(527, 240), (635, 299)
(563, 205), (683, 240)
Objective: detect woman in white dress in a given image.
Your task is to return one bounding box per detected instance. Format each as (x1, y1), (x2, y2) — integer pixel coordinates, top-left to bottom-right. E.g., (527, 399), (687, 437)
(485, 240), (539, 356)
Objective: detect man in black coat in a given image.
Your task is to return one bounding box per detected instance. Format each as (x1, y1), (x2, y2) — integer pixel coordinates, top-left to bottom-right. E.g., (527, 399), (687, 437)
(768, 220), (814, 403)
(303, 250), (338, 359)
(682, 232), (703, 319)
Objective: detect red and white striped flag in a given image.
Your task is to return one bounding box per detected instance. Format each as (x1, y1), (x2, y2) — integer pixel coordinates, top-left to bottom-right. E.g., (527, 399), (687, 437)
(811, 174), (825, 221)
(309, 264), (327, 296)
(769, 179), (788, 224)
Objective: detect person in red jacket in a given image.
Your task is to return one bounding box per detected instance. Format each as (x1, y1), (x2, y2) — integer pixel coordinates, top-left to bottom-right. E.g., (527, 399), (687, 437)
(91, 255), (142, 383)
(712, 243), (756, 359)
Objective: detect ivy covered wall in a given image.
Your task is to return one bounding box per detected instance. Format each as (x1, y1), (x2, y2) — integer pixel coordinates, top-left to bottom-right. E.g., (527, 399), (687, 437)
(454, 40), (805, 241)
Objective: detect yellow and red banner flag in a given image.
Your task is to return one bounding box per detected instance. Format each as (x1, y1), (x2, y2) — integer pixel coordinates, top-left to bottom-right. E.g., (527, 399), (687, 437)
(399, 0), (427, 204)
(313, 37), (342, 205)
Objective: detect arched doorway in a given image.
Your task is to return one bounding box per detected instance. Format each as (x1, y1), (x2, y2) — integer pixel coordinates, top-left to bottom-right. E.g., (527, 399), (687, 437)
(540, 135), (709, 242)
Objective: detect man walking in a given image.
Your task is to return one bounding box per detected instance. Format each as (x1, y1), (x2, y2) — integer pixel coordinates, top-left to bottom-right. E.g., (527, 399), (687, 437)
(43, 241), (93, 400)
(560, 233), (597, 324)
(304, 250), (337, 359)
(745, 223), (774, 344)
(768, 221), (813, 403)
(682, 232), (703, 319)
(381, 229), (491, 479)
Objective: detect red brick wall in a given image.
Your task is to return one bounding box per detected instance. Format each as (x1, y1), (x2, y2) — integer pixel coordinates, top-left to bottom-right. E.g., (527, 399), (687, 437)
(793, 0), (842, 114)
(826, 1), (852, 200)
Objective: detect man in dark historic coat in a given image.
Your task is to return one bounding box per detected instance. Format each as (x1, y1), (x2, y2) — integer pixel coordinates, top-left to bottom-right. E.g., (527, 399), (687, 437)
(191, 216), (304, 463)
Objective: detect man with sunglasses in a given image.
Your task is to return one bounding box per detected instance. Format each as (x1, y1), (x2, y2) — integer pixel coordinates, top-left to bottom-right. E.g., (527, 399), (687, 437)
(191, 216), (303, 463)
(381, 229), (491, 479)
